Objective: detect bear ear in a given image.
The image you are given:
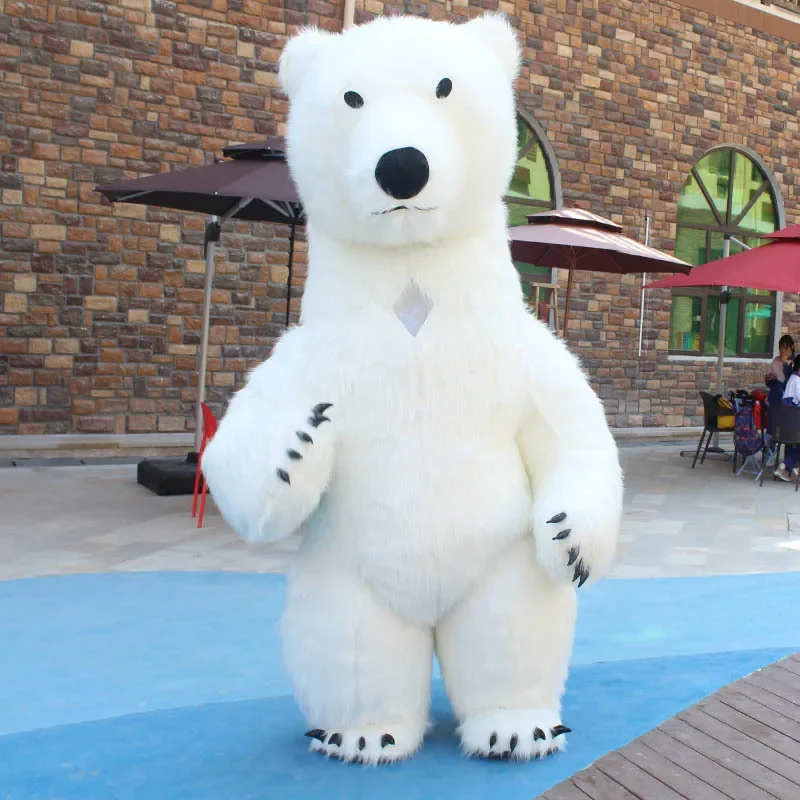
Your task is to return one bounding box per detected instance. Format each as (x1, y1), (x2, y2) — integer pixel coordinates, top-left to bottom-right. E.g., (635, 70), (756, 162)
(465, 13), (520, 82)
(279, 27), (334, 100)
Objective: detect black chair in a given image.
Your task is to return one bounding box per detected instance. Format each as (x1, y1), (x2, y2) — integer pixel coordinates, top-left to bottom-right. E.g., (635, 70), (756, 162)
(760, 403), (800, 491)
(692, 391), (735, 468)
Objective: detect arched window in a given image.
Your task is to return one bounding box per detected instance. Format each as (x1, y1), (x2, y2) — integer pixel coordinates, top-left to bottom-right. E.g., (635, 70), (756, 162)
(505, 112), (561, 286)
(669, 147), (783, 357)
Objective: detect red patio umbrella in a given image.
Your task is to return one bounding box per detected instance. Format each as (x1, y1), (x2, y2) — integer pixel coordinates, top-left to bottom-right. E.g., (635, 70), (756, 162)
(509, 208), (691, 338)
(644, 226), (800, 293)
(644, 227), (800, 405)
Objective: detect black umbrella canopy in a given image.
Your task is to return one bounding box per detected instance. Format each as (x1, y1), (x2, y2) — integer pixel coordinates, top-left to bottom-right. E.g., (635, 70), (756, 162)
(94, 139), (306, 463)
(95, 140), (303, 225)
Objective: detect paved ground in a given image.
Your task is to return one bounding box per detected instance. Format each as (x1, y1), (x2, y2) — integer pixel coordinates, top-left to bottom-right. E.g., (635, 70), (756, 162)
(1, 439), (800, 581)
(3, 440), (800, 800)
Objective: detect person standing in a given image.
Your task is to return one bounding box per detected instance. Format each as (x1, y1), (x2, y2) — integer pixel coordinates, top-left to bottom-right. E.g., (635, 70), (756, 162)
(774, 352), (800, 482)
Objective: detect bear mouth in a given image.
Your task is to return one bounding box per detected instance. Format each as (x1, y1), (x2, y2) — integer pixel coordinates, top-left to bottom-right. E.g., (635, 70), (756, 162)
(373, 205), (437, 216)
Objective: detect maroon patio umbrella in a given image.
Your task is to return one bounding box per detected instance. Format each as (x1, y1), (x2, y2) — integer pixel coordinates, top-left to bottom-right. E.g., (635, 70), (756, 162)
(95, 139), (304, 494)
(509, 207), (691, 338)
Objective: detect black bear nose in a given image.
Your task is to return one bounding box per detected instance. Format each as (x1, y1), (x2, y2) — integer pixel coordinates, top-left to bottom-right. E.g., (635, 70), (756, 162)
(374, 147), (429, 200)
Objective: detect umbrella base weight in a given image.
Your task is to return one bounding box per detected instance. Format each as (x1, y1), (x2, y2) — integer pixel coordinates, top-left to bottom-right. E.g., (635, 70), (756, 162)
(137, 453), (199, 496)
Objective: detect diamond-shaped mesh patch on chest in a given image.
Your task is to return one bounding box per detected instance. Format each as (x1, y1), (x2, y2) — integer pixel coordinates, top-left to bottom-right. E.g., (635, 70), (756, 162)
(393, 282), (433, 337)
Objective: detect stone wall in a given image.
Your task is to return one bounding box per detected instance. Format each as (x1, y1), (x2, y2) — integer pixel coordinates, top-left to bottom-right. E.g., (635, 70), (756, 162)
(2, 0), (800, 435)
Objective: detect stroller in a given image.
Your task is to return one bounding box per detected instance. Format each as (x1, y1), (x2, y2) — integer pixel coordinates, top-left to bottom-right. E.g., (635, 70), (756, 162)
(731, 392), (767, 480)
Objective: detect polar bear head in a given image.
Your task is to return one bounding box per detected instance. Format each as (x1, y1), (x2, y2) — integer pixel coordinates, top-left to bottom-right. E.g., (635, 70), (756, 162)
(279, 14), (520, 248)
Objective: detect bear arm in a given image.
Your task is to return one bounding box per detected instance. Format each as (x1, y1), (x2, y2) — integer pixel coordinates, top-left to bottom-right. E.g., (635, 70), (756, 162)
(201, 333), (336, 543)
(516, 330), (622, 581)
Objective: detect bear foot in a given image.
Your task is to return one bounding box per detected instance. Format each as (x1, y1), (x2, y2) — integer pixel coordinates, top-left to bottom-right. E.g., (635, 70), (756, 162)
(305, 722), (424, 764)
(458, 708), (568, 761)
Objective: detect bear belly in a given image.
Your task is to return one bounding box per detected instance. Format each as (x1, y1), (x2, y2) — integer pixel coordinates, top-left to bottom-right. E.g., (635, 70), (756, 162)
(319, 437), (533, 626)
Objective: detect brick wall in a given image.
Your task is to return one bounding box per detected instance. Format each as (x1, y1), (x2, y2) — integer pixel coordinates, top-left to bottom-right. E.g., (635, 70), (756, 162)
(1, 0), (800, 435)
(0, 0), (347, 435)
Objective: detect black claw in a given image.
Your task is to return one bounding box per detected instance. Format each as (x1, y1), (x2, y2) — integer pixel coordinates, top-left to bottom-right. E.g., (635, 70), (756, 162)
(309, 414), (331, 428)
(534, 727), (546, 741)
(328, 732), (342, 747)
(305, 729), (326, 741)
(552, 529), (571, 541)
(487, 752), (506, 760)
(297, 430), (313, 444)
(358, 736), (366, 751)
(489, 732), (497, 748)
(567, 547), (579, 567)
(509, 734), (518, 753)
(287, 449), (302, 460)
(551, 725), (571, 737)
(381, 733), (395, 748)
(578, 568), (591, 588)
(572, 558), (584, 583)
(277, 468), (290, 485)
(547, 512), (567, 524)
(312, 402), (333, 415)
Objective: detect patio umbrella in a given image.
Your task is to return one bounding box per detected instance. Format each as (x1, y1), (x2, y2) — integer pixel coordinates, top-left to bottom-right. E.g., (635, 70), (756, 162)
(644, 226), (800, 293)
(509, 207), (691, 338)
(95, 139), (304, 494)
(643, 229), (800, 460)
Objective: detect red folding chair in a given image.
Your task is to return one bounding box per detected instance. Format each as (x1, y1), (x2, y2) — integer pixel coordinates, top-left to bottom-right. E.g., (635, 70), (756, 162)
(192, 402), (218, 528)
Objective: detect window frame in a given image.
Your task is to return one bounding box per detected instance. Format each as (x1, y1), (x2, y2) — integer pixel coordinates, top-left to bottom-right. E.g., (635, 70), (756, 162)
(669, 145), (784, 359)
(669, 287), (777, 358)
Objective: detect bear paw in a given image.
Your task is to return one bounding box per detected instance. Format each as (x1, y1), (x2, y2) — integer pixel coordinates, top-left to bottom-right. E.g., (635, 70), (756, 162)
(305, 722), (423, 765)
(273, 402), (332, 488)
(532, 477), (621, 587)
(458, 708), (568, 761)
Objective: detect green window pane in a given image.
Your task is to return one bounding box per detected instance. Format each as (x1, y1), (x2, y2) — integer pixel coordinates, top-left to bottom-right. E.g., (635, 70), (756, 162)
(731, 151), (765, 220)
(506, 201), (550, 228)
(738, 190), (777, 234)
(505, 117), (554, 213)
(674, 226), (707, 266)
(694, 149), (732, 221)
(708, 231), (726, 262)
(704, 295), (740, 356)
(743, 302), (773, 354)
(669, 296), (702, 351)
(506, 142), (552, 206)
(516, 117), (533, 151)
(676, 172), (717, 227)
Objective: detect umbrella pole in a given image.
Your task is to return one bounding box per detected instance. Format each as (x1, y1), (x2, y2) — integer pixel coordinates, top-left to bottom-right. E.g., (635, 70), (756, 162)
(563, 256), (575, 339)
(716, 237), (731, 395)
(195, 217), (221, 454)
(637, 215), (652, 358)
(710, 237), (731, 455)
(285, 223), (296, 329)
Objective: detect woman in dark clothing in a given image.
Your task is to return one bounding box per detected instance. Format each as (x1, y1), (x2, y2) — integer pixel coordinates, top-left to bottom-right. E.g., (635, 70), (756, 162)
(766, 334), (795, 409)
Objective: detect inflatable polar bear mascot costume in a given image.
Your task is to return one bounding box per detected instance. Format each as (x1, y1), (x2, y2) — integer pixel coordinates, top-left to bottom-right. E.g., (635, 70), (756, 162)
(202, 13), (622, 765)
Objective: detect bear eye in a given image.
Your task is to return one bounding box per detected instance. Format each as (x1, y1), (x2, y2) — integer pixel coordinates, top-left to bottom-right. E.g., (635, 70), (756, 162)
(436, 78), (452, 99)
(344, 90), (364, 109)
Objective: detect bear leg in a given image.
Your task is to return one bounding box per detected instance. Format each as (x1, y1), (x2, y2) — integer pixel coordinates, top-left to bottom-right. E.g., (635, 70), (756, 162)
(434, 540), (577, 761)
(281, 559), (433, 764)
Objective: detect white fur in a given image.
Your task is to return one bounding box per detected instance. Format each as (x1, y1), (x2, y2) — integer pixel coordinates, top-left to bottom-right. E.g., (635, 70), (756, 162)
(203, 13), (622, 764)
(458, 708), (566, 760)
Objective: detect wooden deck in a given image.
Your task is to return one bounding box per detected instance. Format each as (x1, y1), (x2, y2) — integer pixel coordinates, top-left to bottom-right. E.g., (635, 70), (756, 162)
(539, 652), (800, 799)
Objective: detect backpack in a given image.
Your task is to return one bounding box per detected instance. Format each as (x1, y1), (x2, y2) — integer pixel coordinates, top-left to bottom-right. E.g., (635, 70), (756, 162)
(733, 400), (763, 458)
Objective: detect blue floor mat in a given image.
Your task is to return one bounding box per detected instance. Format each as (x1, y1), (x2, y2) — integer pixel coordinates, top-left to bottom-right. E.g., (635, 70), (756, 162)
(1, 571), (798, 799)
